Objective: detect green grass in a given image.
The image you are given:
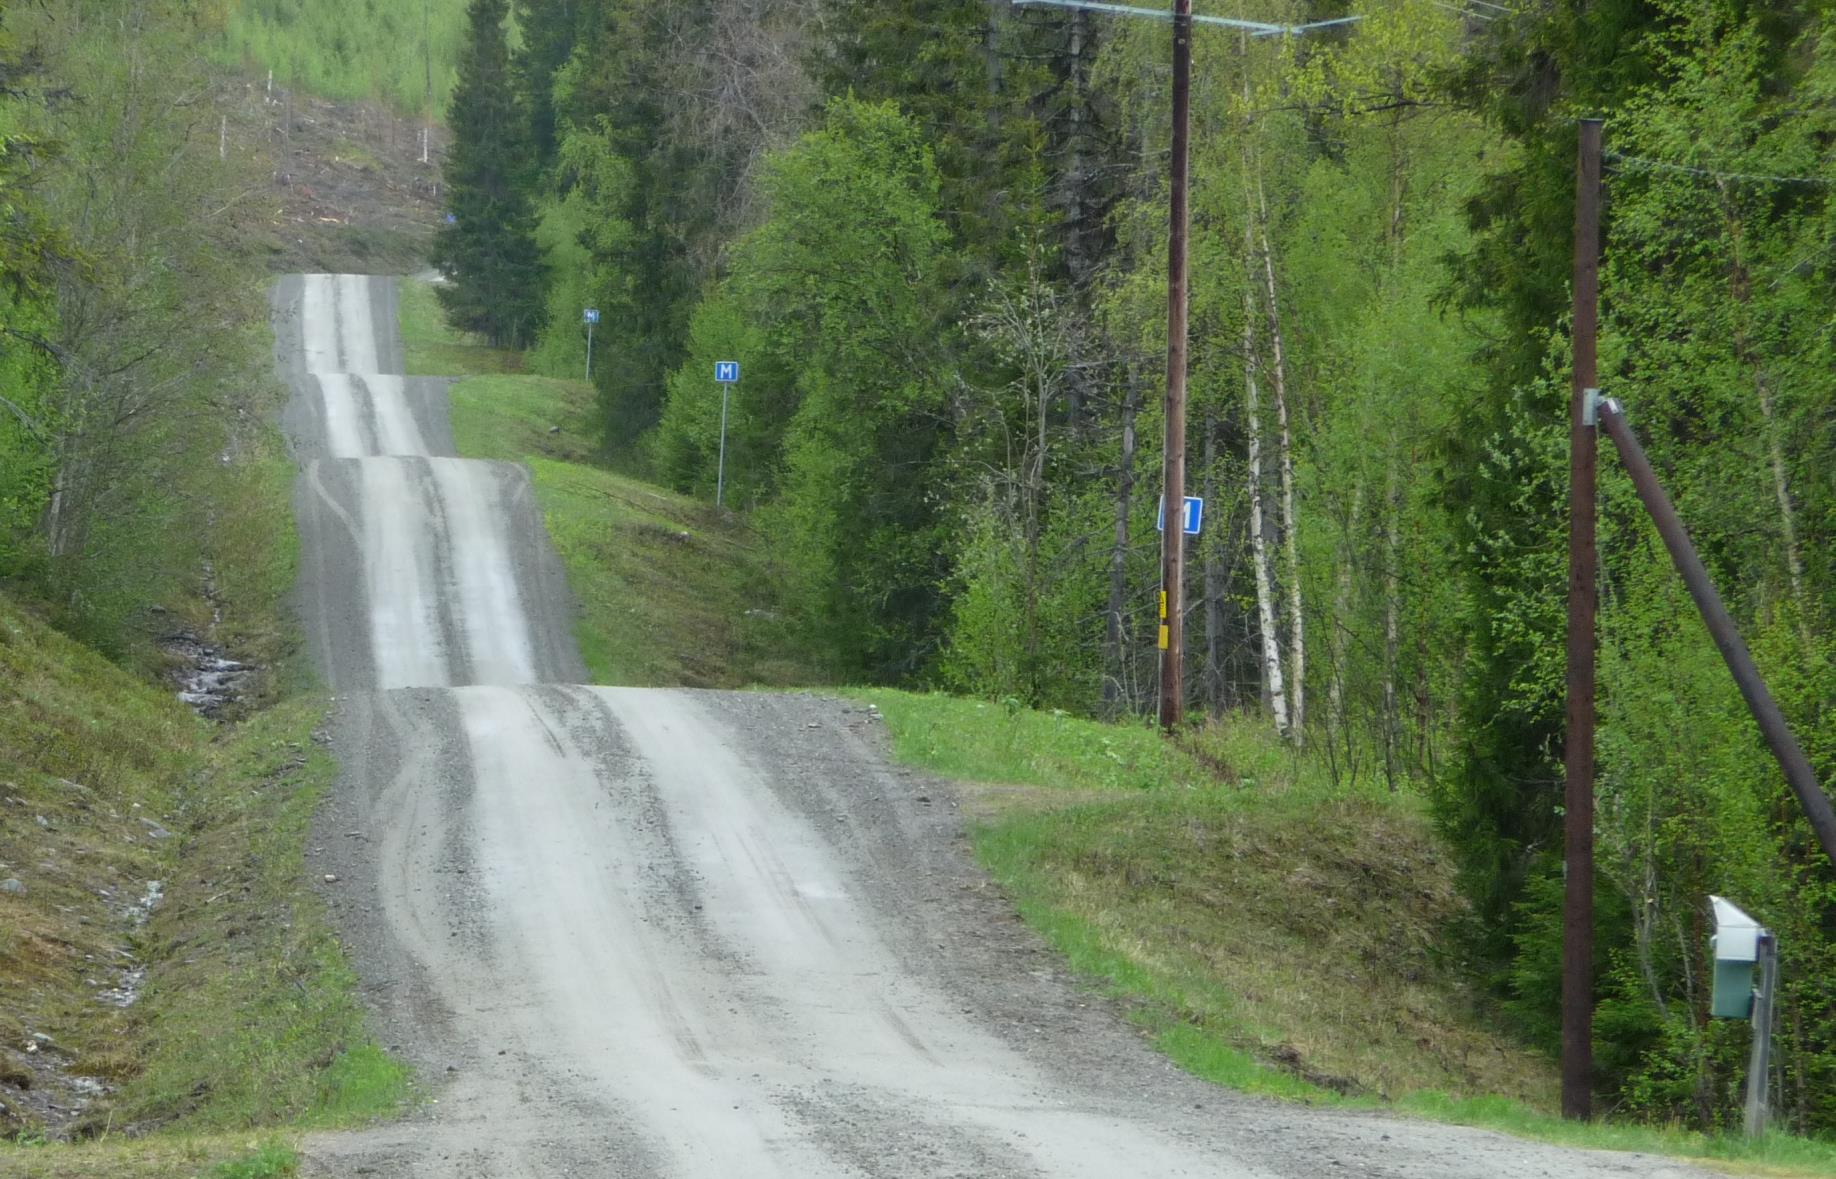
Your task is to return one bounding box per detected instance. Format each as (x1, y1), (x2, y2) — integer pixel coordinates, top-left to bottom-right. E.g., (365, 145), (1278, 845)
(215, 1), (469, 114)
(310, 1044), (411, 1127)
(855, 688), (1836, 1177)
(113, 695), (410, 1132)
(447, 373), (597, 464)
(1387, 1094), (1836, 1175)
(400, 279), (824, 688)
(206, 1141), (297, 1179)
(862, 690), (1210, 793)
(398, 281), (520, 378)
(0, 1133), (300, 1179)
(0, 600), (200, 1132)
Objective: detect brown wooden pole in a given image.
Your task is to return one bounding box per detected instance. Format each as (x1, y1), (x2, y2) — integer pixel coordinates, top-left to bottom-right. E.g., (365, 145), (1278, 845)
(1598, 400), (1836, 869)
(1157, 0), (1192, 731)
(1563, 116), (1603, 1122)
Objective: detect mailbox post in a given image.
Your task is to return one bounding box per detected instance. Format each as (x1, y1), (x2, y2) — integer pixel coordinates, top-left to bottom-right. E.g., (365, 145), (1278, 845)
(1710, 896), (1777, 1137)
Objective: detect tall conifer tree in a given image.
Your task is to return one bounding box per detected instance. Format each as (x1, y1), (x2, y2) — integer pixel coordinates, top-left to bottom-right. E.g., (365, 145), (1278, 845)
(433, 0), (546, 348)
(514, 0), (584, 174)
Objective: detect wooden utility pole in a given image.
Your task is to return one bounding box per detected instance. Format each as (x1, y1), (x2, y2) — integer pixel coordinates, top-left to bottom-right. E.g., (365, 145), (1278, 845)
(1007, 0), (1338, 733)
(1563, 116), (1603, 1123)
(1157, 0), (1193, 731)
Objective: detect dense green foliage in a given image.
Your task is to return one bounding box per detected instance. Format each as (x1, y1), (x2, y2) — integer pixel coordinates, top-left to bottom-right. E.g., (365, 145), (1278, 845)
(448, 0), (1836, 1135)
(0, 0), (282, 652)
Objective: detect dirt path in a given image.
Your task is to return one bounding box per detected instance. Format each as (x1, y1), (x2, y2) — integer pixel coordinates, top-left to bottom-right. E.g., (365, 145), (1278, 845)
(278, 274), (1709, 1177)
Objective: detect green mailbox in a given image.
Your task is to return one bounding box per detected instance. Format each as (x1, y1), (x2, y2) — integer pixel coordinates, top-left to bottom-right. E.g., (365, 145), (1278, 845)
(1708, 895), (1779, 1137)
(1709, 896), (1763, 1019)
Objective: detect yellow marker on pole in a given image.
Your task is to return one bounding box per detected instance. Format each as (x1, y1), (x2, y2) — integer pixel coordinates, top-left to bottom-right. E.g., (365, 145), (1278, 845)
(1159, 591), (1168, 620)
(1158, 625), (1170, 650)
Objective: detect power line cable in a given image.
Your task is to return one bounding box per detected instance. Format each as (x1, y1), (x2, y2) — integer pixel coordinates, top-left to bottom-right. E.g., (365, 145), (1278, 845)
(1430, 1), (1497, 22)
(1606, 149), (1835, 187)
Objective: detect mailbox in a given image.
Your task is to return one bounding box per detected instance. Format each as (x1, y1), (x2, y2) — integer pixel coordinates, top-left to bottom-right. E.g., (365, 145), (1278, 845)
(1710, 896), (1765, 1019)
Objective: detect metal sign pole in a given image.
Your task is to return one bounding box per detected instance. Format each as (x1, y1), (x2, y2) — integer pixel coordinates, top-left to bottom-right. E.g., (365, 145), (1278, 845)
(1745, 932), (1777, 1137)
(586, 322), (595, 382)
(716, 382), (730, 508)
(713, 361), (738, 507)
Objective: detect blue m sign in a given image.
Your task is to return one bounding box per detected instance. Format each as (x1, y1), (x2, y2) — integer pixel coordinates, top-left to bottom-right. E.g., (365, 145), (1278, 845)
(715, 361), (740, 384)
(1156, 495), (1204, 536)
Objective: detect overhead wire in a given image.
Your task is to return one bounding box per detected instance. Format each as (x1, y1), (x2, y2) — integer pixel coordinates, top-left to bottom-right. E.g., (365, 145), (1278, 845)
(1431, 1), (1498, 22)
(1605, 149), (1836, 187)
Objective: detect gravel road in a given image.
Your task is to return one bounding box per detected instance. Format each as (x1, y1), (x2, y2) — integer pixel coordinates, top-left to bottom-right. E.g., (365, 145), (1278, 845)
(278, 274), (1711, 1178)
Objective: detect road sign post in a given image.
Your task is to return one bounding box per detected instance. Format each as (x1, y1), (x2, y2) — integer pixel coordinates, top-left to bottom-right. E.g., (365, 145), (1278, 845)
(714, 361), (739, 507)
(583, 308), (600, 382)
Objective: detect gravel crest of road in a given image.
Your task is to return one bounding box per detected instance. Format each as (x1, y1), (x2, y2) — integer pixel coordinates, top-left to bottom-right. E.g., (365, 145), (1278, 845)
(292, 456), (583, 692)
(277, 274), (1714, 1178)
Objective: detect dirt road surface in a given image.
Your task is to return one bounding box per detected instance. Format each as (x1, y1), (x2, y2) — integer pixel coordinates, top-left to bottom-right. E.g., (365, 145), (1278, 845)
(278, 274), (1709, 1178)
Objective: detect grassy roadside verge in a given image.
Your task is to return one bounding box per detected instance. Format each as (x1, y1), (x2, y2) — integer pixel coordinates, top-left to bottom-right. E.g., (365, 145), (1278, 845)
(853, 689), (1836, 1177)
(0, 606), (407, 1178)
(0, 384), (406, 1177)
(398, 281), (518, 378)
(399, 280), (822, 688)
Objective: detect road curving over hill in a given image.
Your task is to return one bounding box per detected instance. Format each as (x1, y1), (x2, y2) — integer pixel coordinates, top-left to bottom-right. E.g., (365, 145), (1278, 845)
(277, 273), (1709, 1178)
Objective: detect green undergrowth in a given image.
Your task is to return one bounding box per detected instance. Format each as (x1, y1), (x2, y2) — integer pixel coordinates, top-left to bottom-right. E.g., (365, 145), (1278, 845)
(116, 695), (408, 1132)
(854, 689), (1836, 1177)
(193, 413), (305, 703)
(401, 280), (823, 689)
(204, 1141), (297, 1179)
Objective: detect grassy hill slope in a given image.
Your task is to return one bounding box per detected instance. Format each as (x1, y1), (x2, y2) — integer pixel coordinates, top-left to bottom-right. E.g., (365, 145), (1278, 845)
(401, 280), (823, 689)
(0, 597), (405, 1178)
(216, 0), (470, 115)
(0, 298), (405, 1175)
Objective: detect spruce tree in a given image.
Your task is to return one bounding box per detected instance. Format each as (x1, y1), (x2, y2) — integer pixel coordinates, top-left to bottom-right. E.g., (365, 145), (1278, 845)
(433, 0), (546, 349)
(513, 0), (584, 175)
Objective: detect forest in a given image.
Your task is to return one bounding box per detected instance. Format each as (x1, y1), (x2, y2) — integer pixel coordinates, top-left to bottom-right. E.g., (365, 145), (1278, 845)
(423, 0), (1836, 1136)
(0, 0), (283, 652)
